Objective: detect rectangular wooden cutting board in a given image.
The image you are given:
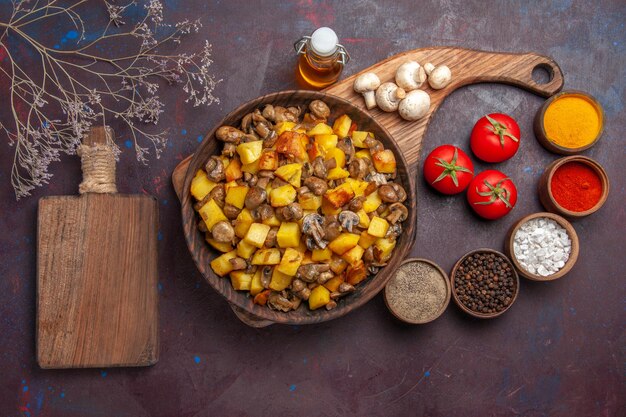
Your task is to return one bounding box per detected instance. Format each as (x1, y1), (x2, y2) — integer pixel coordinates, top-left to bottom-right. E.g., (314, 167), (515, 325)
(37, 127), (159, 368)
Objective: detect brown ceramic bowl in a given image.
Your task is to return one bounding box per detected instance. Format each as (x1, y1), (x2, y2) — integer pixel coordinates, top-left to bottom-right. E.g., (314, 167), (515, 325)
(384, 258), (451, 324)
(533, 90), (604, 155)
(504, 212), (579, 281)
(181, 90), (416, 325)
(450, 249), (519, 319)
(538, 155), (610, 219)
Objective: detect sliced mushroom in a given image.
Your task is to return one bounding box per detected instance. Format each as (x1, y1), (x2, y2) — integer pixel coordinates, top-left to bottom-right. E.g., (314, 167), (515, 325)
(312, 156), (327, 178)
(324, 158), (337, 171)
(291, 278), (305, 292)
(262, 104), (276, 121)
(363, 136), (384, 154)
(264, 227), (278, 248)
(297, 263), (331, 283)
(348, 196), (364, 212)
(207, 184), (225, 207)
(263, 130), (278, 148)
(256, 204), (274, 221)
(276, 203), (303, 222)
(302, 214), (327, 249)
(212, 221), (234, 243)
(229, 257), (247, 270)
(339, 282), (355, 294)
(216, 126), (245, 143)
(348, 158), (369, 179)
(363, 246), (375, 264)
(244, 186), (267, 210)
(338, 211), (360, 233)
(296, 264), (332, 282)
(309, 100), (330, 120)
(325, 300), (338, 310)
(385, 222), (403, 239)
(303, 176), (328, 196)
(261, 266), (272, 288)
(223, 203), (241, 220)
(205, 156), (225, 182)
(242, 172), (258, 187)
(337, 137), (355, 163)
(387, 202), (408, 224)
(268, 292), (295, 312)
(366, 172), (387, 186)
(256, 176), (270, 189)
(323, 216), (342, 241)
(295, 286), (311, 301)
(222, 142), (237, 157)
(240, 113), (253, 133)
(317, 271), (334, 285)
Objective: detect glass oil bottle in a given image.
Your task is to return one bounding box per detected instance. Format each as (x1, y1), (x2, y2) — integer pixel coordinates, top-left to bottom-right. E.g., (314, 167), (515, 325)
(294, 27), (350, 89)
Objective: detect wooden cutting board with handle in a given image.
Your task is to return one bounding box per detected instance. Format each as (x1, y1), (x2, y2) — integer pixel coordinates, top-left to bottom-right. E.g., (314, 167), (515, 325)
(37, 126), (159, 368)
(171, 47), (564, 327)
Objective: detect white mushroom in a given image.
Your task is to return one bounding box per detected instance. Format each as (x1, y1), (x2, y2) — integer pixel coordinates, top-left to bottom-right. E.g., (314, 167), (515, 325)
(395, 61), (427, 91)
(375, 82), (406, 112)
(398, 90), (430, 121)
(353, 72), (381, 110)
(424, 62), (452, 89)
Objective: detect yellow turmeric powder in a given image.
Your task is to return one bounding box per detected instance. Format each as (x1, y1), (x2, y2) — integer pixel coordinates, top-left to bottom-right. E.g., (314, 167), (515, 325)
(543, 93), (602, 149)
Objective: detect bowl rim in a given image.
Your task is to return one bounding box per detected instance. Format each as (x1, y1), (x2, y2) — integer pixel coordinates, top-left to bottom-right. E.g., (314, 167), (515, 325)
(533, 90), (604, 155)
(180, 89), (417, 325)
(504, 212), (579, 281)
(383, 257), (451, 324)
(449, 248), (519, 319)
(542, 155), (610, 218)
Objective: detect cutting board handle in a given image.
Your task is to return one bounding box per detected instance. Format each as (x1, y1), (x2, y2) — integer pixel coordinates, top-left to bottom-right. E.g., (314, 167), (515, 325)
(77, 126), (118, 194)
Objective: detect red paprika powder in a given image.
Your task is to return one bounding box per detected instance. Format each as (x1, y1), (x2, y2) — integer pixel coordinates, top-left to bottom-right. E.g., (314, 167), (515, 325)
(550, 161), (602, 212)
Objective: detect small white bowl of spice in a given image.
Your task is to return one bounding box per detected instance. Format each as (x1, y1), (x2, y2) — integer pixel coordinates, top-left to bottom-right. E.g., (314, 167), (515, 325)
(505, 212), (579, 281)
(384, 258), (451, 324)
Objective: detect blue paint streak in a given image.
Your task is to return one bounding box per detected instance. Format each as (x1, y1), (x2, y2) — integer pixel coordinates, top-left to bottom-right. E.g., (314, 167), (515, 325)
(181, 129), (187, 135)
(53, 44), (60, 49)
(65, 30), (79, 39)
(158, 230), (163, 241)
(194, 356), (201, 364)
(289, 384), (296, 391)
(197, 135), (203, 143)
(158, 282), (163, 292)
(36, 391), (44, 412)
(125, 140), (133, 149)
(100, 371), (107, 377)
(23, 385), (29, 392)
(424, 371), (430, 377)
(60, 392), (65, 398)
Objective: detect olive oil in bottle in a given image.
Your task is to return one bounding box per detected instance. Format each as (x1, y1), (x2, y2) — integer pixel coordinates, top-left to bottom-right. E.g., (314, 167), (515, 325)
(294, 27), (349, 89)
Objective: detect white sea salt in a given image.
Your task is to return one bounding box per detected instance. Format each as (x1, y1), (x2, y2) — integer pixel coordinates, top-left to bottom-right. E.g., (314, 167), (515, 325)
(513, 217), (572, 277)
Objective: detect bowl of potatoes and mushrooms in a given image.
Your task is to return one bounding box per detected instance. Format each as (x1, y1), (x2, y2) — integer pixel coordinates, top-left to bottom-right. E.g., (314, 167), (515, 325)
(181, 90), (416, 324)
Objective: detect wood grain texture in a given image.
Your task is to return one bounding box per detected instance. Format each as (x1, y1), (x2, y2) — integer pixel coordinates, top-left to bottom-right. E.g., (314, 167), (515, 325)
(171, 47), (564, 326)
(37, 126), (159, 368)
(324, 47), (563, 175)
(180, 90), (416, 325)
(37, 194), (159, 368)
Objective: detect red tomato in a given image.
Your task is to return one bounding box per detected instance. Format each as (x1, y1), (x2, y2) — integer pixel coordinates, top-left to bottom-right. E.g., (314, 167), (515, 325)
(470, 113), (520, 163)
(467, 170), (517, 219)
(423, 145), (474, 195)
